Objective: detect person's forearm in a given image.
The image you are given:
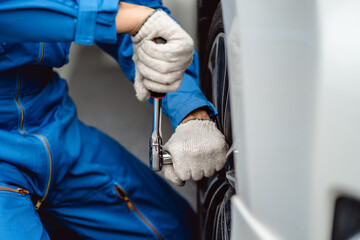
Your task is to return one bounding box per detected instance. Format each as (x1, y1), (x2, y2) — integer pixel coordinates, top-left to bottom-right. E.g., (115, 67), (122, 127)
(115, 2), (154, 35)
(181, 109), (210, 123)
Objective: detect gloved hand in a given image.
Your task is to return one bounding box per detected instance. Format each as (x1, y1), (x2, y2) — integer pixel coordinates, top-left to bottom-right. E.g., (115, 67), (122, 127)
(163, 119), (228, 186)
(131, 10), (194, 101)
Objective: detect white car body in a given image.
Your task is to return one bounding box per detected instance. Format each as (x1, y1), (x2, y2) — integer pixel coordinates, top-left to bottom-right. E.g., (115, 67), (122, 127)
(167, 0), (360, 239)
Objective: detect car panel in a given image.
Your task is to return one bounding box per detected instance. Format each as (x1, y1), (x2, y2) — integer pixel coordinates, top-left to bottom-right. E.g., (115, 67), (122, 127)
(226, 0), (360, 239)
(231, 195), (279, 240)
(166, 0), (360, 239)
(312, 1), (360, 239)
(225, 0), (316, 239)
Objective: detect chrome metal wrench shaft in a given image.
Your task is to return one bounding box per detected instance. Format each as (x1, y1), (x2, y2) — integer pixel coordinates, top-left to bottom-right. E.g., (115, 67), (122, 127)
(149, 95), (172, 171)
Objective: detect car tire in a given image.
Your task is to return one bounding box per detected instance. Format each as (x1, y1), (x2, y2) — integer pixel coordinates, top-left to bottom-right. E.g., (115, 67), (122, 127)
(198, 3), (235, 240)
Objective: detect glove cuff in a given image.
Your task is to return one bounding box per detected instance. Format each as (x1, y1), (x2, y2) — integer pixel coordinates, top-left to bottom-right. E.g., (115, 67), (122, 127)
(180, 118), (214, 124)
(131, 9), (176, 43)
(176, 118), (217, 132)
(133, 9), (162, 36)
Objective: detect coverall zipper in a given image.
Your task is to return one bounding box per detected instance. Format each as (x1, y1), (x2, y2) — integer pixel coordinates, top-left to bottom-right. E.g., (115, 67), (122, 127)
(114, 186), (164, 240)
(33, 133), (53, 210)
(16, 71), (53, 210)
(35, 42), (45, 64)
(0, 187), (29, 195)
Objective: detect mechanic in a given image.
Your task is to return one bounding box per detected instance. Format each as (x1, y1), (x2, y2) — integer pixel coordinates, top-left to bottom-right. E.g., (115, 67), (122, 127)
(0, 0), (228, 239)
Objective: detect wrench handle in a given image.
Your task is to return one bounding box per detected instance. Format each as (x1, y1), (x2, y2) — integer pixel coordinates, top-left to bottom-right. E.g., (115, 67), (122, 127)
(153, 37), (166, 44)
(150, 37), (167, 99)
(150, 92), (166, 99)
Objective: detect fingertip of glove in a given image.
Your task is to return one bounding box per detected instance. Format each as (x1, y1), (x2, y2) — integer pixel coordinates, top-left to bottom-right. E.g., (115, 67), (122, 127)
(175, 168), (191, 182)
(136, 95), (149, 101)
(163, 165), (186, 186)
(192, 170), (204, 181)
(215, 156), (227, 171)
(167, 175), (186, 187)
(135, 87), (150, 101)
(175, 180), (186, 187)
(204, 168), (216, 178)
(134, 76), (150, 101)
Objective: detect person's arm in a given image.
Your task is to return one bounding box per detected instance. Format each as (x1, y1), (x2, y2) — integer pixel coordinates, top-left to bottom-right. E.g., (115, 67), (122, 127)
(97, 1), (226, 185)
(99, 34), (217, 128)
(181, 109), (210, 123)
(159, 49), (217, 128)
(0, 1), (152, 44)
(97, 0), (218, 127)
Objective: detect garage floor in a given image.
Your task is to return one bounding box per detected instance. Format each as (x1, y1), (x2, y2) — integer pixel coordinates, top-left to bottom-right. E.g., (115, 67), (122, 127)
(56, 44), (197, 210)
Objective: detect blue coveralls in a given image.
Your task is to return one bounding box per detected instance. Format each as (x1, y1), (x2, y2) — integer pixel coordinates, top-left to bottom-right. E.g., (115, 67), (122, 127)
(0, 0), (216, 239)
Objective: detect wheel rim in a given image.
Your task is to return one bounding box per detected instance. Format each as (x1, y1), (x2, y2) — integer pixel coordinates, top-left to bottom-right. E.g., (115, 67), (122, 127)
(207, 33), (232, 145)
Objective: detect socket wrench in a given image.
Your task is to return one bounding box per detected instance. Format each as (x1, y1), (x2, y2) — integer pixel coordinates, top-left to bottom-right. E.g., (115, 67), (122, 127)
(149, 38), (173, 171)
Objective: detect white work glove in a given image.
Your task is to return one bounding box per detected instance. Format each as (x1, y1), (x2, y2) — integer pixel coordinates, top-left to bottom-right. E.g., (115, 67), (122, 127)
(163, 119), (228, 186)
(131, 10), (194, 101)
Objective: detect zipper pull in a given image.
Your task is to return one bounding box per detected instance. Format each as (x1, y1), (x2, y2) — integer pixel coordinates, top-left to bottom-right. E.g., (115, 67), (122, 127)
(114, 186), (135, 210)
(17, 188), (29, 195)
(124, 197), (136, 210)
(35, 200), (42, 211)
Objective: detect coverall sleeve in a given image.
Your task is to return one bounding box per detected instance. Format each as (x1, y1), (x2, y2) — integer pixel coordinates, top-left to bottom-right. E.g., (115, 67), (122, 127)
(98, 32), (217, 129)
(0, 0), (119, 45)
